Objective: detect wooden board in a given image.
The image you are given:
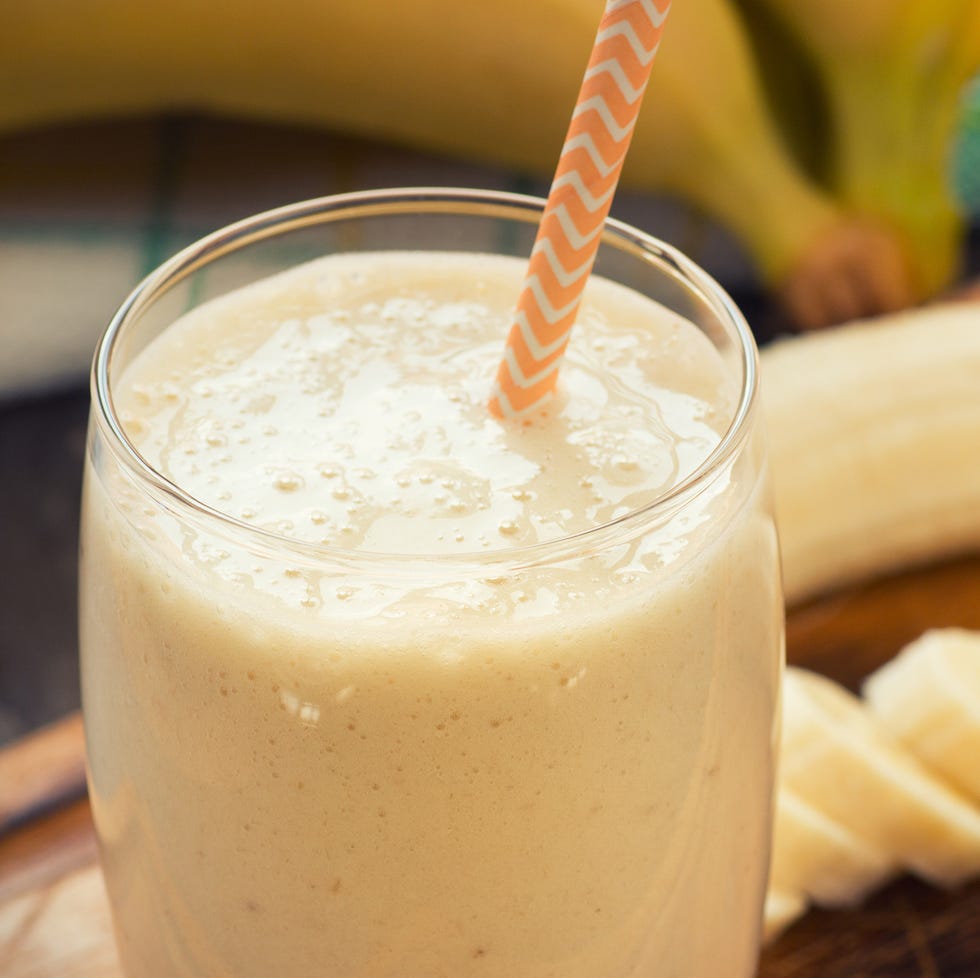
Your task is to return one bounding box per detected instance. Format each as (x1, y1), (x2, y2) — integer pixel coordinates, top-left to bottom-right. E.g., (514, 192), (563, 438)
(3, 555), (980, 977)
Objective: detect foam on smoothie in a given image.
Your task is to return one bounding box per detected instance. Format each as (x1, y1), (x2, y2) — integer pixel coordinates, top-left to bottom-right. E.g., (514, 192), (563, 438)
(116, 251), (733, 556)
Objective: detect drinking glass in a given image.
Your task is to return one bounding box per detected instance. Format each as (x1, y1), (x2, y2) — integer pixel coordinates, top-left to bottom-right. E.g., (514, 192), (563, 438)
(81, 188), (784, 978)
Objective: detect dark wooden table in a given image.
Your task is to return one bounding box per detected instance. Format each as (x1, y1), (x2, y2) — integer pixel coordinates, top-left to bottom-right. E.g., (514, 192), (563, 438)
(2, 555), (979, 977)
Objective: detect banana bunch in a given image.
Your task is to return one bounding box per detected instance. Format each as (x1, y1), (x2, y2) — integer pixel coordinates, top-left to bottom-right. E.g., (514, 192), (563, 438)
(2, 0), (976, 329)
(741, 0), (980, 303)
(760, 299), (980, 606)
(764, 630), (980, 941)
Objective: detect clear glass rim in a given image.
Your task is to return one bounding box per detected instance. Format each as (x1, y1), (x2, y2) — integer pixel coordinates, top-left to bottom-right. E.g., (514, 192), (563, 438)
(91, 187), (760, 570)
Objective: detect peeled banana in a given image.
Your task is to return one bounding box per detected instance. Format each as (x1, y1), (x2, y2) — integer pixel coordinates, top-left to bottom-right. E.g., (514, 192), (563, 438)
(762, 785), (894, 943)
(760, 300), (980, 606)
(767, 634), (980, 943)
(1, 0), (965, 327)
(782, 667), (980, 887)
(864, 629), (980, 805)
(769, 787), (895, 907)
(762, 889), (807, 944)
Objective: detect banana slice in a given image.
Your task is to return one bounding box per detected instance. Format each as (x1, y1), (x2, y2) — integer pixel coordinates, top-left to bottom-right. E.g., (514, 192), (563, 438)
(763, 889), (807, 945)
(781, 667), (980, 887)
(770, 786), (896, 907)
(864, 629), (980, 805)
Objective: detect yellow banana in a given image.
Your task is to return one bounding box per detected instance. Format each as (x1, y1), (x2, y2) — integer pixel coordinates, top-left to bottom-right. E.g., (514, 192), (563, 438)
(0, 0), (930, 327)
(744, 0), (979, 299)
(761, 300), (980, 606)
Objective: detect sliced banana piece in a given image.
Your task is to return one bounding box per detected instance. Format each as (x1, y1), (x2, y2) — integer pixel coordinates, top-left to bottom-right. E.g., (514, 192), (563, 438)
(864, 629), (980, 805)
(781, 667), (980, 887)
(770, 786), (896, 907)
(763, 889), (807, 945)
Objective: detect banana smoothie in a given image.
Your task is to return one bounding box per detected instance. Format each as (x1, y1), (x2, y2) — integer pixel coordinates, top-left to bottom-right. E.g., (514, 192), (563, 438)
(81, 246), (782, 978)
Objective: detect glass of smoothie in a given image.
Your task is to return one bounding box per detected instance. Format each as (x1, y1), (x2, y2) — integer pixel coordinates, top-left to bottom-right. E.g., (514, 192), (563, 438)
(80, 188), (784, 978)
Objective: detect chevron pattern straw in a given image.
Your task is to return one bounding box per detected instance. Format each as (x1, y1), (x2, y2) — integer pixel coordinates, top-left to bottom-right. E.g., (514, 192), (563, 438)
(489, 0), (671, 418)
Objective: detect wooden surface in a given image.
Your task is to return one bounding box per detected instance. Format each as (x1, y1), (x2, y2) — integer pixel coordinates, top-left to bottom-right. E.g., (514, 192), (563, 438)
(2, 556), (979, 977)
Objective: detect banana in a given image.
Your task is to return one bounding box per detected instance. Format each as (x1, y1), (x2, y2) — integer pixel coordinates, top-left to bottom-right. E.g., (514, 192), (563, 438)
(762, 888), (807, 944)
(764, 649), (980, 943)
(743, 0), (979, 299)
(864, 629), (980, 805)
(780, 667), (980, 887)
(2, 3), (974, 542)
(760, 301), (980, 606)
(0, 0), (935, 327)
(770, 787), (896, 907)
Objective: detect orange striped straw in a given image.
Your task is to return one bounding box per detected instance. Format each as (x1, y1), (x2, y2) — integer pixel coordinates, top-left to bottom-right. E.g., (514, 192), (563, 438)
(489, 0), (671, 418)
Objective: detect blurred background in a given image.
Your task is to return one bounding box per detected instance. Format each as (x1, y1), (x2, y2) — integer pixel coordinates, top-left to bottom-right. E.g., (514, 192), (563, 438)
(1, 0), (979, 745)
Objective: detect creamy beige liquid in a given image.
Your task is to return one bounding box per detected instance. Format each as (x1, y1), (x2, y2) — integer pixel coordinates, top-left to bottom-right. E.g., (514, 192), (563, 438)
(81, 252), (782, 978)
